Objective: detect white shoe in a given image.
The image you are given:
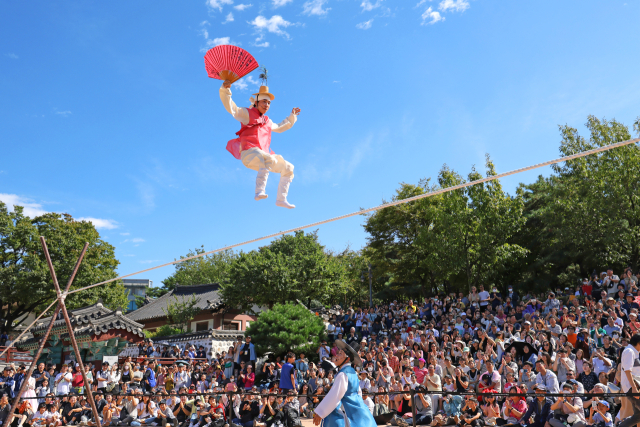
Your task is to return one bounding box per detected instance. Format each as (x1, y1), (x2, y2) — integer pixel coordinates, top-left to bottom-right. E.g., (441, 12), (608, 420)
(276, 176), (295, 209)
(254, 168), (269, 201)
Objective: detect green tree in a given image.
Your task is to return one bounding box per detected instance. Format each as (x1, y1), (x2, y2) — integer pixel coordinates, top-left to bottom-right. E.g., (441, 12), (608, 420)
(162, 294), (201, 332)
(0, 205), (128, 332)
(434, 156), (527, 291)
(363, 179), (447, 298)
(155, 247), (238, 297)
(245, 302), (326, 359)
(145, 325), (184, 339)
(222, 231), (351, 314)
(514, 115), (640, 290)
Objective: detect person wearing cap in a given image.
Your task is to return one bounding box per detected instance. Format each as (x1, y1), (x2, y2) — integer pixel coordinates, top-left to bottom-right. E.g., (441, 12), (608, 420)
(518, 384), (553, 427)
(0, 367), (15, 399)
(144, 359), (157, 392)
(312, 340), (376, 427)
(221, 78), (301, 208)
(623, 293), (640, 316)
(96, 362), (110, 393)
(413, 358), (428, 384)
(589, 399), (613, 426)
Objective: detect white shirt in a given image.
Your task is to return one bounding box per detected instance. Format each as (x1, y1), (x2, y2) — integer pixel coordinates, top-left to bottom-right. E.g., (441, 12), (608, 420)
(363, 397), (374, 414)
(319, 345), (331, 361)
(593, 355), (612, 376)
(614, 317), (625, 328)
(55, 371), (72, 395)
(620, 344), (640, 392)
(315, 363), (361, 420)
(97, 370), (109, 389)
(605, 275), (621, 296)
(219, 86), (297, 132)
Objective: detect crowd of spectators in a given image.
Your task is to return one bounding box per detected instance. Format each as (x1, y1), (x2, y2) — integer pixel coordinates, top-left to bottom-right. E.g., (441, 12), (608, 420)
(1, 268), (640, 427)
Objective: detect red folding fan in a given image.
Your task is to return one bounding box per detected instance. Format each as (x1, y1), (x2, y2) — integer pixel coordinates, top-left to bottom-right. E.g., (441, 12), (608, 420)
(204, 45), (259, 83)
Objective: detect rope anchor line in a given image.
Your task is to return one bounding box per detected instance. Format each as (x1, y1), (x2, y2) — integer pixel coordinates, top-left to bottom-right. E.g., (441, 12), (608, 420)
(2, 138), (639, 371)
(67, 137), (640, 296)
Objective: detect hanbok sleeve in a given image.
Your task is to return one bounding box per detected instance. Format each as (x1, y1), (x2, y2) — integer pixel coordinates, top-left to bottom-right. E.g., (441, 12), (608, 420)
(271, 113), (297, 133)
(314, 371), (348, 419)
(219, 84), (250, 125)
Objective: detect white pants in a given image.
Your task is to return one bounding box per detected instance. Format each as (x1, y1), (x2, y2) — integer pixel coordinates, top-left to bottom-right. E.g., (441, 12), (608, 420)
(240, 147), (294, 178)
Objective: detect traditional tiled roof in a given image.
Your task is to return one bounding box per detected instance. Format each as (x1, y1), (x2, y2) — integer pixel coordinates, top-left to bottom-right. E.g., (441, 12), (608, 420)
(17, 305), (145, 349)
(125, 283), (223, 322)
(31, 302), (112, 335)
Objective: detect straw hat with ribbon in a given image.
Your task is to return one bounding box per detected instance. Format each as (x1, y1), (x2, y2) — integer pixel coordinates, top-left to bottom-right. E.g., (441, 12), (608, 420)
(250, 86), (275, 105)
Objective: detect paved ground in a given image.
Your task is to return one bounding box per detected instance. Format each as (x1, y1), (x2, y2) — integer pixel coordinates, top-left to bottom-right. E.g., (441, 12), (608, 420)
(301, 418), (315, 427)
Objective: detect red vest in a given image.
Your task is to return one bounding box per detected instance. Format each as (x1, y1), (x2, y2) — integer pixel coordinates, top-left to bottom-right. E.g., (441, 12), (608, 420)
(226, 108), (273, 159)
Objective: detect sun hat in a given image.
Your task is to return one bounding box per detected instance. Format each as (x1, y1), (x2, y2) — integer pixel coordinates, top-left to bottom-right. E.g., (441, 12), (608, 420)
(252, 86), (275, 101)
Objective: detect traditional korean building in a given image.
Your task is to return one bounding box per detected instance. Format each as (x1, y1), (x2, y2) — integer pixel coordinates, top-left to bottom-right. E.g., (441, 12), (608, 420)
(125, 283), (256, 333)
(16, 301), (145, 366)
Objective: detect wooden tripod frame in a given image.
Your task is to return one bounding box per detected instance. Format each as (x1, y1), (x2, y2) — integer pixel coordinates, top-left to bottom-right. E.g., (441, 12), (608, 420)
(6, 238), (103, 427)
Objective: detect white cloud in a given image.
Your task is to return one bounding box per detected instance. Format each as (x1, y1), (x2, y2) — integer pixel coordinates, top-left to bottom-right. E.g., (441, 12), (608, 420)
(356, 19), (373, 29)
(233, 74), (261, 91)
(5, 53), (18, 59)
(250, 15), (293, 37)
(200, 20), (211, 26)
(415, 0), (427, 6)
(438, 0), (469, 12)
(207, 0), (233, 11)
(360, 0), (382, 12)
(303, 0), (330, 16)
(132, 238), (145, 243)
(273, 0), (293, 7)
(254, 41), (270, 47)
(207, 37), (232, 47)
(55, 110), (72, 117)
(224, 12), (234, 22)
(234, 3), (252, 10)
(421, 7), (443, 24)
(0, 193), (47, 217)
(120, 232), (130, 236)
(78, 217), (119, 230)
(201, 28), (210, 39)
(0, 194), (120, 231)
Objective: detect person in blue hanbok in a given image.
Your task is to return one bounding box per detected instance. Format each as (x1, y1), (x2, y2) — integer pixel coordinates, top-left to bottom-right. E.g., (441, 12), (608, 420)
(313, 341), (376, 427)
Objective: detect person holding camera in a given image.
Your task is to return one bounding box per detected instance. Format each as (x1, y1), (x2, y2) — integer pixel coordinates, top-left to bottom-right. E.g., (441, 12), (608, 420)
(589, 399), (613, 427)
(459, 397), (482, 427)
(406, 386), (433, 426)
(549, 382), (586, 427)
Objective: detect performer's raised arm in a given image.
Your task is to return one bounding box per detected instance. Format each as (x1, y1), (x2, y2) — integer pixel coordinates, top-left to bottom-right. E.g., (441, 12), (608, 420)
(219, 81), (249, 124)
(314, 371), (348, 419)
(272, 108), (301, 134)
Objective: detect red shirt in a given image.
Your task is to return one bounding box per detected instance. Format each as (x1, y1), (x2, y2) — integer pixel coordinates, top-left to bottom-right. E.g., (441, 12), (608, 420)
(72, 372), (84, 387)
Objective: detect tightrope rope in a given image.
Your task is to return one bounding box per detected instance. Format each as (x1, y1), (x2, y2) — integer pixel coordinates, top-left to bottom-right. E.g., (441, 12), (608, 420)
(67, 137), (640, 296)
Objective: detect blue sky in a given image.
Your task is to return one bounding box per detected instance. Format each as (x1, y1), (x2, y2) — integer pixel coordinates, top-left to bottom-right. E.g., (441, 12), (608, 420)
(1, 0), (639, 289)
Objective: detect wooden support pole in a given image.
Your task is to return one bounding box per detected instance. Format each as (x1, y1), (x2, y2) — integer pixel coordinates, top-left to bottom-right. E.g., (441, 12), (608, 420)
(41, 237), (102, 427)
(5, 241), (90, 426)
